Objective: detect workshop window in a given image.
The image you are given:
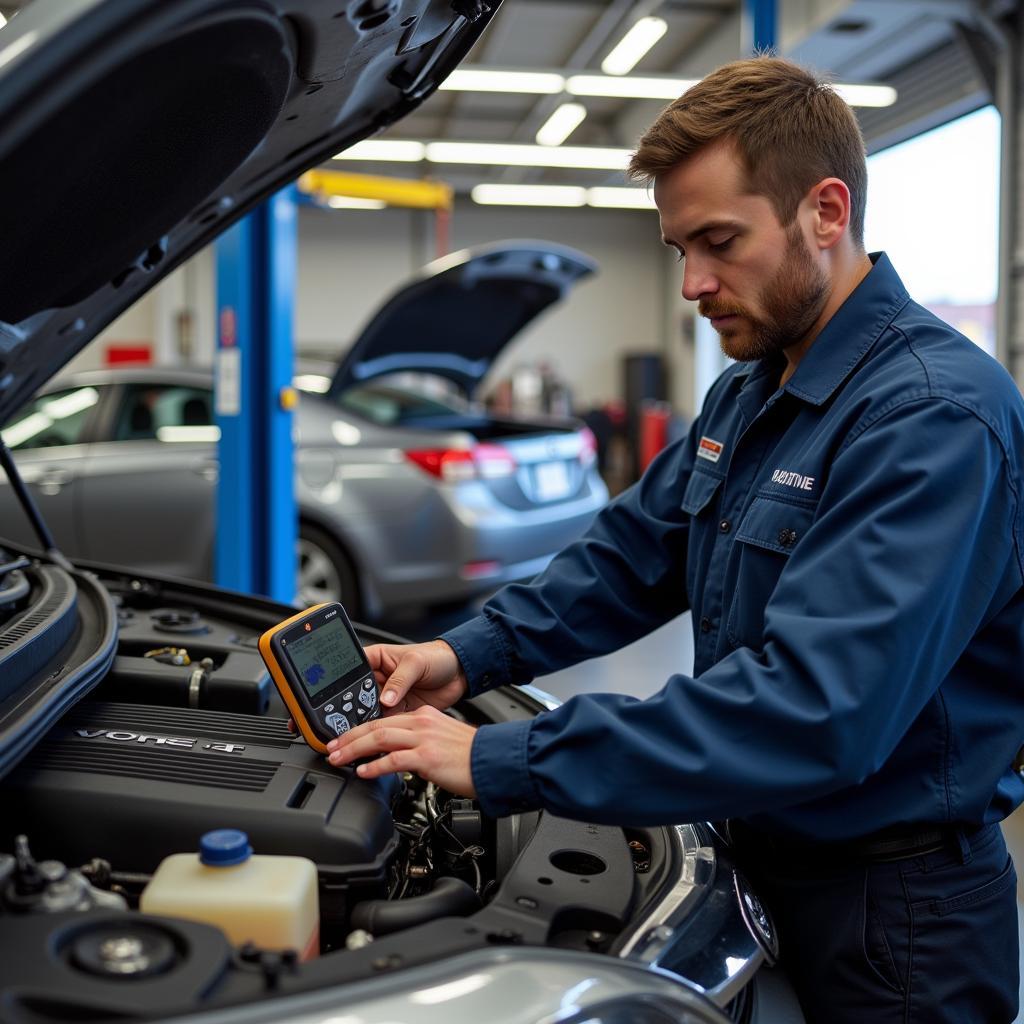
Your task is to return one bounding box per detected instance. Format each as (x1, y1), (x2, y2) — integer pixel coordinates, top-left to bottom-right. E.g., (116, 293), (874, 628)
(864, 106), (1000, 355)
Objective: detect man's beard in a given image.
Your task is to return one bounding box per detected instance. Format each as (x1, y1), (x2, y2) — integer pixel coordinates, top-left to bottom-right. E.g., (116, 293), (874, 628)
(699, 225), (830, 363)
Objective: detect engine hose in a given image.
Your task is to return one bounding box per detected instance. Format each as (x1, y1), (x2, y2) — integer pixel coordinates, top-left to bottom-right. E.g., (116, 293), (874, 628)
(351, 876), (480, 936)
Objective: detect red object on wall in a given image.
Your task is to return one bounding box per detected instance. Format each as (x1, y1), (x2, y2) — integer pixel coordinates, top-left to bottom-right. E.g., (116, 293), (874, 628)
(639, 401), (672, 473)
(105, 343), (153, 366)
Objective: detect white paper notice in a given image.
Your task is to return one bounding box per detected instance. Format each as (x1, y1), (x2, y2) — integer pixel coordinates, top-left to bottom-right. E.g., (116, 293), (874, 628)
(216, 348), (241, 416)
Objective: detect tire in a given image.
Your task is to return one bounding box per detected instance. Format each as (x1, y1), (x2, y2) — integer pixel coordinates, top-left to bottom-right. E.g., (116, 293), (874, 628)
(296, 523), (362, 617)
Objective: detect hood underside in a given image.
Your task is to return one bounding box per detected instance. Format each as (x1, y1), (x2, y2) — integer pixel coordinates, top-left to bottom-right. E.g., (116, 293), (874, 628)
(0, 0), (498, 425)
(329, 240), (598, 396)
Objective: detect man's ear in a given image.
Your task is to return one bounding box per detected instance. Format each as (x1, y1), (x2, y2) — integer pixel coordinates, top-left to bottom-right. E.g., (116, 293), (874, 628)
(807, 177), (851, 251)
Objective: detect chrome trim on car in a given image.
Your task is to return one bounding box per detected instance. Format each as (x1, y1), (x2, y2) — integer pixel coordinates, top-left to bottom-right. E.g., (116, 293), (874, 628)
(618, 824), (768, 1007)
(514, 682), (562, 711)
(157, 947), (731, 1024)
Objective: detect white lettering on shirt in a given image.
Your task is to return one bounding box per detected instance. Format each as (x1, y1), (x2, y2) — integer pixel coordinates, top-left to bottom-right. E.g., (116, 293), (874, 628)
(771, 468), (816, 492)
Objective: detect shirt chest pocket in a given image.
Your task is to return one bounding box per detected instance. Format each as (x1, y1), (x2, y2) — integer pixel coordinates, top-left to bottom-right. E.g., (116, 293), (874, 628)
(726, 496), (817, 651)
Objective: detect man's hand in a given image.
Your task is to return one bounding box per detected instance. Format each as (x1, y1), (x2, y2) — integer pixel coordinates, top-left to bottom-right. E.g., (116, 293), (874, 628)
(366, 639), (468, 715)
(326, 706), (477, 796)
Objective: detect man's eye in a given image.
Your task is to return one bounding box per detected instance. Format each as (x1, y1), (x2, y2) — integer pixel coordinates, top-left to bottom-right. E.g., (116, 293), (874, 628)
(710, 237), (734, 253)
(674, 250), (685, 263)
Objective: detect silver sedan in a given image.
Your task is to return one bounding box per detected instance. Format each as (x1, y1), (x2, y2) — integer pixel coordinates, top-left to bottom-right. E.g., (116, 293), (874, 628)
(0, 366), (607, 619)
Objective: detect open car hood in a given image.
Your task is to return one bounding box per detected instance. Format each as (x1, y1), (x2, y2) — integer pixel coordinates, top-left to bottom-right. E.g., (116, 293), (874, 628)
(328, 240), (597, 397)
(0, 0), (498, 428)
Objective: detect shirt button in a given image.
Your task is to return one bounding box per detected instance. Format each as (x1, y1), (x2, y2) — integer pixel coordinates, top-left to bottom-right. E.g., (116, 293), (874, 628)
(719, 519), (731, 534)
(700, 617), (713, 634)
(777, 528), (797, 546)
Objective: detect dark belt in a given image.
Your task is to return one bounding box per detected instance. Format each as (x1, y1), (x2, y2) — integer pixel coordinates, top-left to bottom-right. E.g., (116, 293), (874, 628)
(723, 819), (987, 866)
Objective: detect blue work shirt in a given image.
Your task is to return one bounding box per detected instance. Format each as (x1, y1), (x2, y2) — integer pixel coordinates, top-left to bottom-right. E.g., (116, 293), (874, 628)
(443, 254), (1024, 841)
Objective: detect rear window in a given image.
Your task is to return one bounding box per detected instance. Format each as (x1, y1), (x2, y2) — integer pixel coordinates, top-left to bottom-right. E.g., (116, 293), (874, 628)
(112, 384), (216, 442)
(336, 385), (467, 426)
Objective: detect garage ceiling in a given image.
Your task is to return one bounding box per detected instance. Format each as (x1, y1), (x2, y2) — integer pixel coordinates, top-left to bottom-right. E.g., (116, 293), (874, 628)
(333, 0), (996, 194)
(0, 0), (998, 195)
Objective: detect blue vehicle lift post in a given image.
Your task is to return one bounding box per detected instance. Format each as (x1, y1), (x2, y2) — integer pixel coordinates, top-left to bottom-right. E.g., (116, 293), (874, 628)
(696, 0), (777, 407)
(744, 0), (777, 52)
(214, 186), (298, 604)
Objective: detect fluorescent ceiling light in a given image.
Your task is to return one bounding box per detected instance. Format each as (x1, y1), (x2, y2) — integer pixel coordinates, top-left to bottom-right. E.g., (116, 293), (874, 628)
(471, 184), (659, 211)
(335, 139), (630, 170)
(0, 14), (7, 28)
(435, 66), (897, 108)
(440, 69), (565, 94)
(587, 187), (657, 210)
(535, 103), (587, 146)
(569, 74), (697, 99)
(601, 17), (668, 76)
(472, 184), (587, 207)
(570, 73), (896, 106)
(327, 195), (387, 210)
(833, 83), (899, 107)
(427, 141), (630, 170)
(333, 140), (426, 162)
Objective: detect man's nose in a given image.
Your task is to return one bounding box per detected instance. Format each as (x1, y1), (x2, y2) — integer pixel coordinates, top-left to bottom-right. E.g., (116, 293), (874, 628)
(681, 259), (717, 302)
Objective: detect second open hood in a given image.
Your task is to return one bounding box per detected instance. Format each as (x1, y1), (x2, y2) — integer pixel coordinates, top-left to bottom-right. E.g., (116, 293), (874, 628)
(328, 240), (598, 397)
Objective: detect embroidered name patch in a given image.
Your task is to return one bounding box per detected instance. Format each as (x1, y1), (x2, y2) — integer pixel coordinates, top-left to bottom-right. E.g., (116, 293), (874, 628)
(697, 436), (724, 463)
(771, 468), (816, 492)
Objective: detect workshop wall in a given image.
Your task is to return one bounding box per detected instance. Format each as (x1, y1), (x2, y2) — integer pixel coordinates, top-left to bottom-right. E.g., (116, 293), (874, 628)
(296, 201), (689, 414)
(73, 202), (698, 418)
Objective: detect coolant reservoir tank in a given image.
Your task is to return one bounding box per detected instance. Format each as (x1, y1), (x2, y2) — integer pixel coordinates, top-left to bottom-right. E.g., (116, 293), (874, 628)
(140, 829), (319, 959)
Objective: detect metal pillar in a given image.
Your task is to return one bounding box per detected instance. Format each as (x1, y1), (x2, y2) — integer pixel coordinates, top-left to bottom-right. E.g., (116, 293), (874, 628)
(696, 0), (778, 411)
(744, 0), (777, 53)
(214, 187), (298, 603)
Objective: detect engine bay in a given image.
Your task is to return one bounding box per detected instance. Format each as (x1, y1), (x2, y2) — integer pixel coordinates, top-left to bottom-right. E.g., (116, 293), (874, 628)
(0, 555), (672, 1023)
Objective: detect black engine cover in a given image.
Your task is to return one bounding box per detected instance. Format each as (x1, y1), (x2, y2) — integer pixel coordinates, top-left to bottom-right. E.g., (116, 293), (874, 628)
(0, 701), (399, 885)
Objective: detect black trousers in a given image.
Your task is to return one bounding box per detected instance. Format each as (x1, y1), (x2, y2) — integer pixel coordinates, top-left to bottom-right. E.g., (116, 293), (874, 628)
(734, 823), (1019, 1023)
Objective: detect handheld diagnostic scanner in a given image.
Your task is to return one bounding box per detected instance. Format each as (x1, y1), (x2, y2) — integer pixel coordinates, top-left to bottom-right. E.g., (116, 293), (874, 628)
(258, 602), (381, 753)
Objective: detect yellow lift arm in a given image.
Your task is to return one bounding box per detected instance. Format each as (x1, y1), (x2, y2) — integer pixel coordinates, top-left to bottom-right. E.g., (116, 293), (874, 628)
(297, 169), (453, 210)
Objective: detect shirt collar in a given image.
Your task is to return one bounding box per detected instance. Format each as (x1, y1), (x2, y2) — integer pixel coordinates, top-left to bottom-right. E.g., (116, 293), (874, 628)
(734, 252), (911, 405)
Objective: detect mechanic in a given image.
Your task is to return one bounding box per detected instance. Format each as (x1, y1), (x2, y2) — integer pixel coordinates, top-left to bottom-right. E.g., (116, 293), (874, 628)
(326, 56), (1024, 1023)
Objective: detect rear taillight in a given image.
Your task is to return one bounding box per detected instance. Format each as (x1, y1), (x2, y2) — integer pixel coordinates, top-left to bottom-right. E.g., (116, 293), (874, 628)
(405, 449), (474, 482)
(579, 427), (598, 467)
(473, 443), (517, 479)
(405, 443), (517, 483)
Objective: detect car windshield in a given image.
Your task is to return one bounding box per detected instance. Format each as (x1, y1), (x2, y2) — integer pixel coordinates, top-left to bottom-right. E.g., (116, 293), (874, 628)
(334, 383), (471, 426)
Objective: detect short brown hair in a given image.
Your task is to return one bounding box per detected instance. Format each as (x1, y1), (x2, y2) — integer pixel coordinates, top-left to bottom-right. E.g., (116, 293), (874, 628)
(628, 57), (867, 247)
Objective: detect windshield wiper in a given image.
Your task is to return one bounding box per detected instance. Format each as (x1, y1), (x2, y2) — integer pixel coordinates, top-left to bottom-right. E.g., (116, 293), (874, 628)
(0, 439), (74, 572)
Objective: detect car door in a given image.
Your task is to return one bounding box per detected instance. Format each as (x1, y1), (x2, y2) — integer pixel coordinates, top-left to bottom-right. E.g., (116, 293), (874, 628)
(0, 384), (103, 554)
(78, 382), (218, 579)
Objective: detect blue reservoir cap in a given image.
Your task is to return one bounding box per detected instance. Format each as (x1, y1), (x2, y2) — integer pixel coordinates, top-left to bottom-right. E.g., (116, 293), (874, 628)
(199, 829), (252, 867)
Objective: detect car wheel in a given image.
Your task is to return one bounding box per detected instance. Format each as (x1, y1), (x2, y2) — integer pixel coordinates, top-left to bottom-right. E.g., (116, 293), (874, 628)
(296, 524), (362, 616)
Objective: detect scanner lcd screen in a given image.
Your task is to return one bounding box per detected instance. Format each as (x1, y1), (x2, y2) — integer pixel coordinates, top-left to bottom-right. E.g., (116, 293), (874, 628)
(284, 616), (364, 699)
